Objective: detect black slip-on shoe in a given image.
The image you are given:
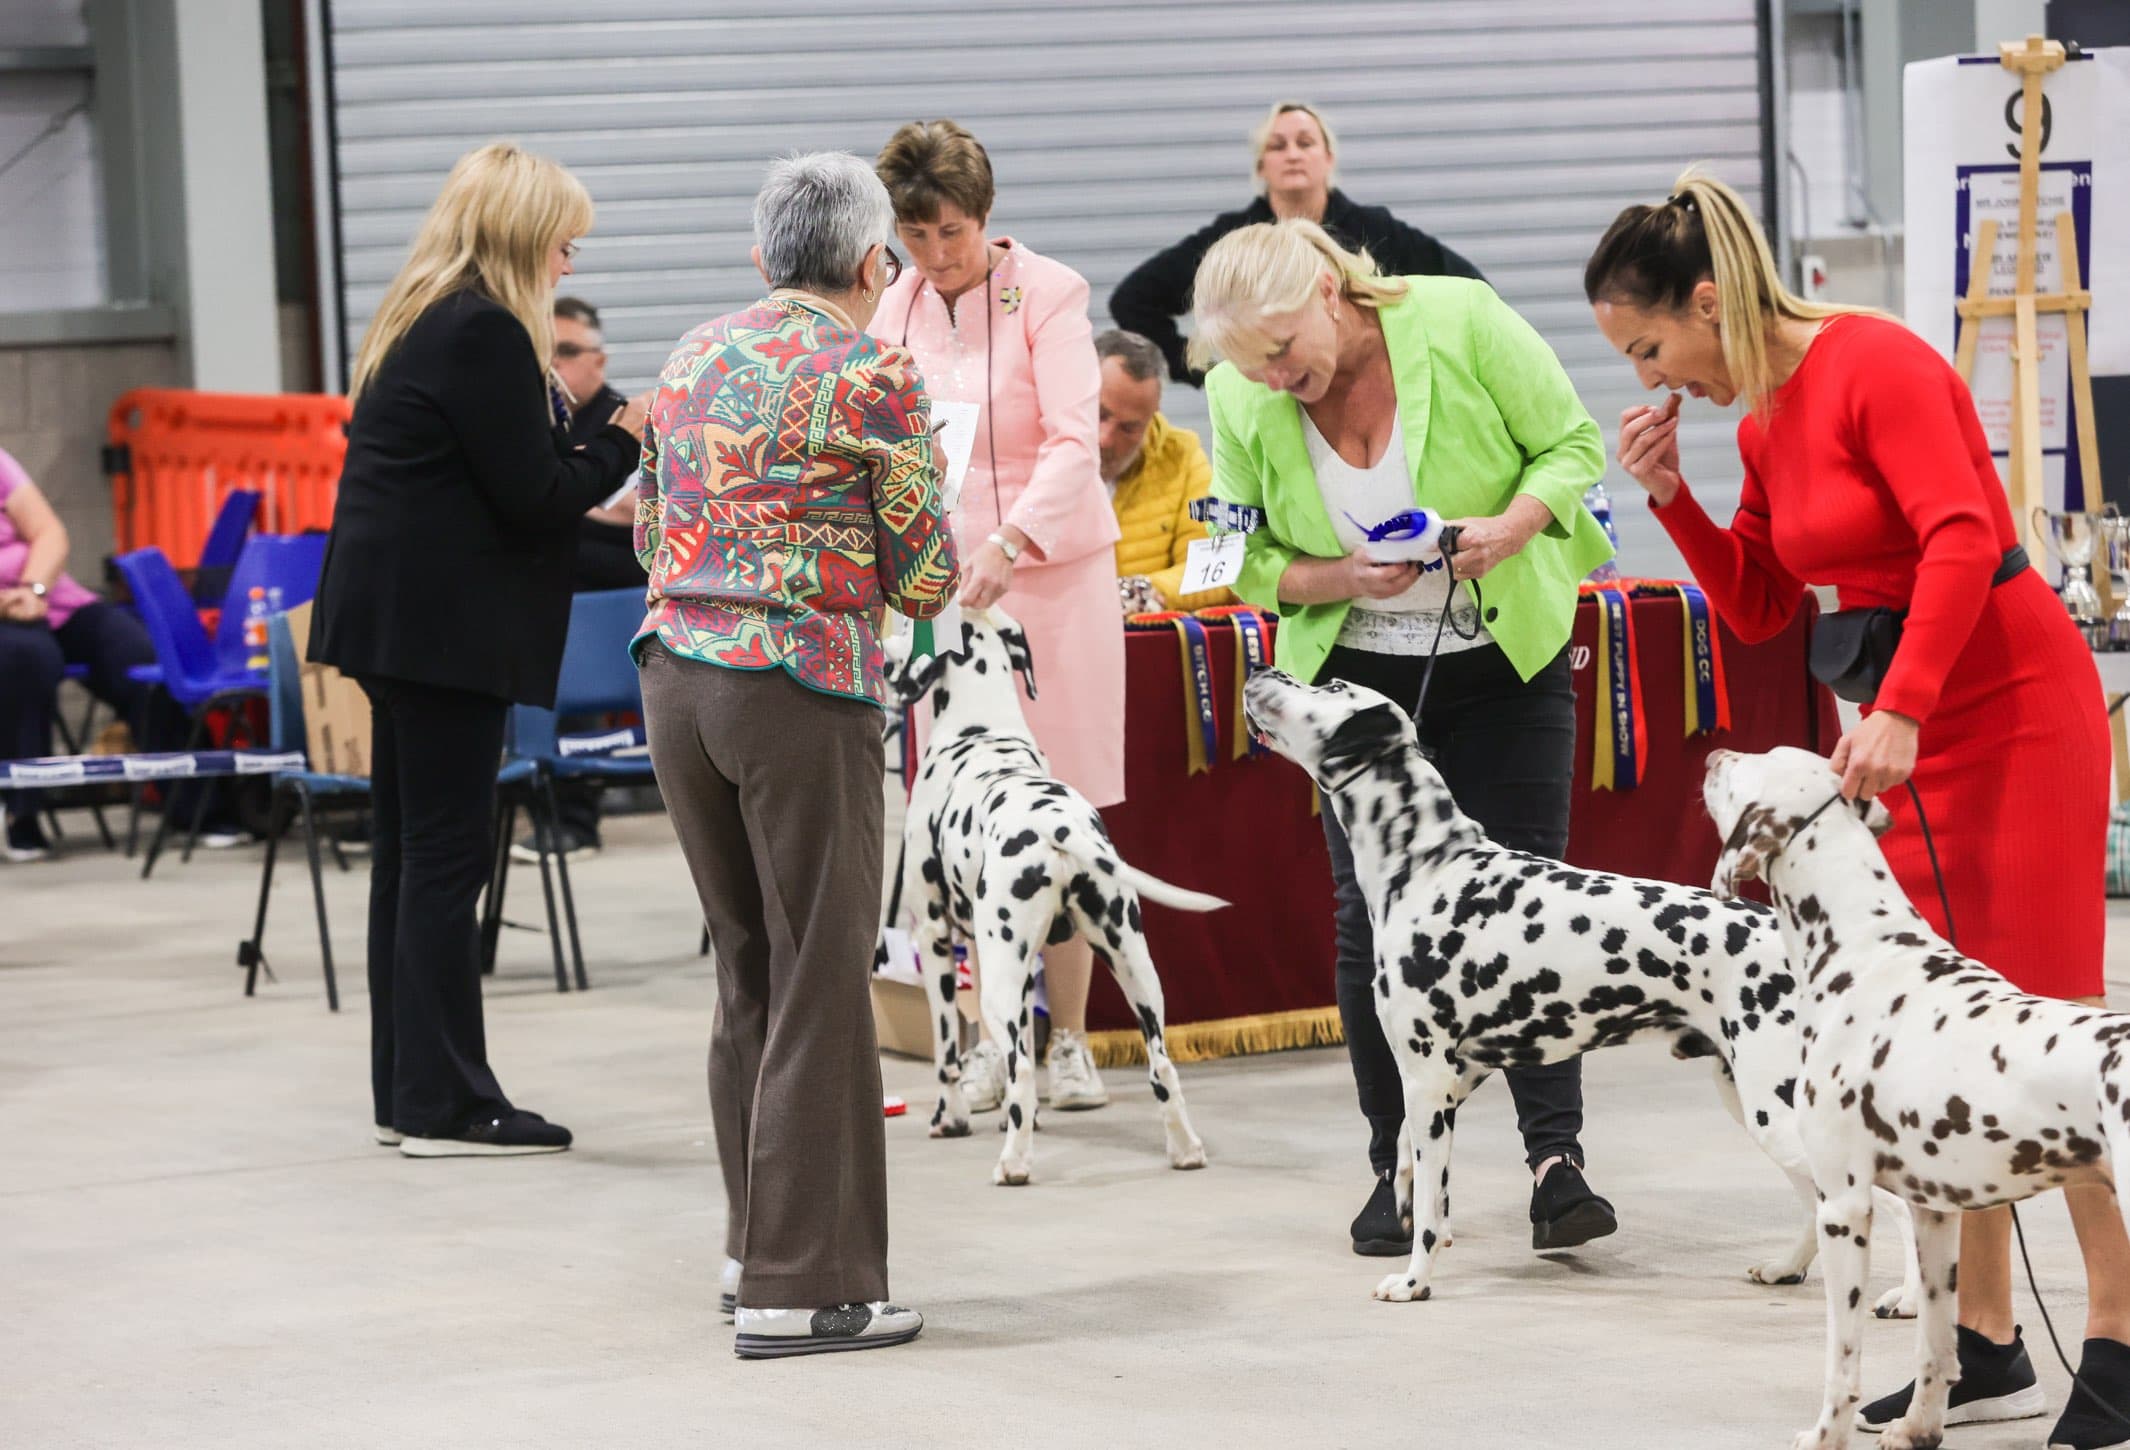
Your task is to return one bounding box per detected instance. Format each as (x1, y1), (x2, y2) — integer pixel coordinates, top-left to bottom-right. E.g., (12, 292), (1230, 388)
(2048, 1336), (2130, 1449)
(1530, 1160), (1618, 1251)
(1351, 1171), (1412, 1257)
(400, 1108), (572, 1158)
(1857, 1324), (2046, 1432)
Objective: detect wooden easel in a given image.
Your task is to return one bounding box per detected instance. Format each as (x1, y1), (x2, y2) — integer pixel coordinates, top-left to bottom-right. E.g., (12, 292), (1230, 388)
(1953, 36), (2105, 554)
(1951, 36), (2125, 794)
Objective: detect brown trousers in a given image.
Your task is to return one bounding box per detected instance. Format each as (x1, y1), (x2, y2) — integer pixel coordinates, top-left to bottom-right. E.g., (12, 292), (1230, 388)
(640, 644), (889, 1309)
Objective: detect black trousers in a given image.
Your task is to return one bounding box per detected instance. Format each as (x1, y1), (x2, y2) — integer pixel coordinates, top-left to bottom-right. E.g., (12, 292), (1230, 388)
(1320, 642), (1585, 1176)
(360, 675), (511, 1135)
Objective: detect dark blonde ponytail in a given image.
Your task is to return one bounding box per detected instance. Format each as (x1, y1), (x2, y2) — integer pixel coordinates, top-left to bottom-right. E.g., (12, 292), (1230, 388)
(1585, 166), (1872, 415)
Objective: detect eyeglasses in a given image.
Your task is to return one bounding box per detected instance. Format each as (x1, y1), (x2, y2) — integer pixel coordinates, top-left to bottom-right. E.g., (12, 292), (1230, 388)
(878, 244), (902, 287)
(555, 343), (605, 361)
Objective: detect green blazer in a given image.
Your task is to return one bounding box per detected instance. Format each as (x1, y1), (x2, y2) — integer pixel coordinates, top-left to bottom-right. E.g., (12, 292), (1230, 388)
(1207, 276), (1611, 686)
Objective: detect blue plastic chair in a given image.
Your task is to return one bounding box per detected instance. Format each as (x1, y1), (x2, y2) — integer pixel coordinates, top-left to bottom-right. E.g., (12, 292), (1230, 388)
(211, 533), (329, 670)
(111, 546), (270, 877)
(488, 588), (657, 992)
(191, 490), (262, 606)
(236, 611), (371, 1011)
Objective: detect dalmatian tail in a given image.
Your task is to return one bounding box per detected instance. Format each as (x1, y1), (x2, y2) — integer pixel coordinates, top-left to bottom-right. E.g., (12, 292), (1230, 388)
(1115, 864), (1228, 915)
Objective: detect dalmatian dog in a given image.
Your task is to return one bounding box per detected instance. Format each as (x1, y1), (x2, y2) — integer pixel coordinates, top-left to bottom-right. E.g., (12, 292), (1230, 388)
(1241, 671), (1918, 1312)
(1707, 745), (2130, 1450)
(883, 609), (1213, 1186)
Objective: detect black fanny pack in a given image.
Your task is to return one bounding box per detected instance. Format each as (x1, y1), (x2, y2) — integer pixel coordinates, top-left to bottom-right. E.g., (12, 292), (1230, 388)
(1807, 545), (2030, 705)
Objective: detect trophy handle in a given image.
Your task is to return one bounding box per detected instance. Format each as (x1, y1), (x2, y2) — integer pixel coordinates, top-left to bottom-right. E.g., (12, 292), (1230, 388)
(2031, 504), (2052, 537)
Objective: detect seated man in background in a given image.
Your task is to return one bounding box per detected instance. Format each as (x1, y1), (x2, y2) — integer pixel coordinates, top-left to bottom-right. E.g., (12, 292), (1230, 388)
(515, 296), (638, 864)
(1098, 330), (1234, 614)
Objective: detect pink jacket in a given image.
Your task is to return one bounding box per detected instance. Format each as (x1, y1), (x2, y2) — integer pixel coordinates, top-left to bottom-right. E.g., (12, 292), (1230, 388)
(868, 238), (1119, 569)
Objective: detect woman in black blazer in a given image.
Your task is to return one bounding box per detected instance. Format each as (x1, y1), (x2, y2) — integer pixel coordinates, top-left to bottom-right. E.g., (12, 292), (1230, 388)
(311, 142), (643, 1157)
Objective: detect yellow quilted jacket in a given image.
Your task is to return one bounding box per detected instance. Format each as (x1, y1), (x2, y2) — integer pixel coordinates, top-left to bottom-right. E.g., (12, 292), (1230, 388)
(1110, 413), (1235, 611)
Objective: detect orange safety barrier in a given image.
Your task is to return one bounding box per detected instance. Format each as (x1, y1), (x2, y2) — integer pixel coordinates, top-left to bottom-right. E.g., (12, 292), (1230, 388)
(105, 388), (350, 566)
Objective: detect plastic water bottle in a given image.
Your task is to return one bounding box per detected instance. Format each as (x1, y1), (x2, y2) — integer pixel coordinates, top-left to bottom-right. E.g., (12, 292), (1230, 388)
(244, 586), (270, 670)
(1584, 481), (1623, 583)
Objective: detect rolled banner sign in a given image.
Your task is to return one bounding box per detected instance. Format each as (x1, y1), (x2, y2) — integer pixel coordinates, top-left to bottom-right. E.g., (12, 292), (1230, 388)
(1173, 615), (1219, 775)
(1187, 498), (1269, 535)
(1589, 583), (1647, 791)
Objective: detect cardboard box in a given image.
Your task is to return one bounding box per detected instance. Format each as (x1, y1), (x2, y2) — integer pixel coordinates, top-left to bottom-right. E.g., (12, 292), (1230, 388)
(871, 974), (936, 1060)
(283, 600), (372, 778)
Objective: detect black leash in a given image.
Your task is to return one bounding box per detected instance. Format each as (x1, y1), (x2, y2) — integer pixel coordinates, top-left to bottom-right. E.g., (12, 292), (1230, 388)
(1901, 780), (2130, 1428)
(1408, 526), (1481, 725)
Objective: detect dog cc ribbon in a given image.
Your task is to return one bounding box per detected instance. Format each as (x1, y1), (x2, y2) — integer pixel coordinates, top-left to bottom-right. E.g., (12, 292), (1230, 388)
(1589, 584), (1647, 791)
(1226, 609), (1272, 760)
(1174, 615), (1219, 776)
(1187, 498), (1268, 535)
(1669, 583), (1730, 736)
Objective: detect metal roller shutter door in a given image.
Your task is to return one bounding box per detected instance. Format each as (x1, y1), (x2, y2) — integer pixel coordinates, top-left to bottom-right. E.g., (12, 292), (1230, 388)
(321, 0), (1769, 575)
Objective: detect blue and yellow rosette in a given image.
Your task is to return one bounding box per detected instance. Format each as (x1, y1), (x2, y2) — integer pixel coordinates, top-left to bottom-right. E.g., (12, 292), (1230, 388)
(1585, 581), (1648, 791)
(1194, 603), (1273, 760)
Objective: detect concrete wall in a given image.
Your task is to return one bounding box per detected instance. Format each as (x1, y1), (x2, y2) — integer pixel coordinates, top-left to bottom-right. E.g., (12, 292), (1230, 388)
(0, 339), (183, 579)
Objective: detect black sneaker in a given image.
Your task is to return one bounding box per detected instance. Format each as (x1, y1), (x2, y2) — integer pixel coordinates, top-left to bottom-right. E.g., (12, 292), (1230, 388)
(1351, 1171), (1412, 1257)
(1857, 1324), (2046, 1432)
(2048, 1337), (2130, 1449)
(1530, 1159), (1618, 1251)
(4, 812), (52, 864)
(399, 1108), (573, 1158)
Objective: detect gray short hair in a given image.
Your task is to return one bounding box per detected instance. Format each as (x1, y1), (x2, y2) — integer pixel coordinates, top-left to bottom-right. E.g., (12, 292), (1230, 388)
(753, 151), (895, 295)
(1095, 329), (1164, 382)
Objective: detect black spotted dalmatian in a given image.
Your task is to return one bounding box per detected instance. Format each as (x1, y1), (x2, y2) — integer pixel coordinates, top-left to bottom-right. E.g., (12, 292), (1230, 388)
(1241, 671), (1918, 1311)
(1706, 745), (2130, 1450)
(882, 609), (1213, 1186)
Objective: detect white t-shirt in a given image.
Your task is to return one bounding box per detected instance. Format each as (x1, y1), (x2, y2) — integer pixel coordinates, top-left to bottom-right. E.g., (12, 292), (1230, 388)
(1301, 410), (1490, 657)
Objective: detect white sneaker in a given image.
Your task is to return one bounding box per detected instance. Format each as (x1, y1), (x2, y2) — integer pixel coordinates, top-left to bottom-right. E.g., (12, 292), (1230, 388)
(734, 1302), (923, 1359)
(1045, 1027), (1110, 1111)
(720, 1258), (741, 1319)
(960, 1040), (1007, 1113)
(374, 1123), (402, 1146)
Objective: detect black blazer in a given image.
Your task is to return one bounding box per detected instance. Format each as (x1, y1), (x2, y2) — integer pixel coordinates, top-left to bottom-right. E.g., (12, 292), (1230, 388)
(1108, 189), (1485, 387)
(309, 290), (637, 707)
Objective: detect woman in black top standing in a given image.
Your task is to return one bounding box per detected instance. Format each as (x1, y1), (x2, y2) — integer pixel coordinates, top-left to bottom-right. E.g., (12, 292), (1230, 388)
(311, 141), (644, 1157)
(1110, 101), (1484, 387)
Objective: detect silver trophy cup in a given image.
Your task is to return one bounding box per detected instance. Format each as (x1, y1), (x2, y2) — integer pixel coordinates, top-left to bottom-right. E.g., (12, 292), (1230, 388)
(2033, 506), (2106, 647)
(2101, 513), (2130, 649)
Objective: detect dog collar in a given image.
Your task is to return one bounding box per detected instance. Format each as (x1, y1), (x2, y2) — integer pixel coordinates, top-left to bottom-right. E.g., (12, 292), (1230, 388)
(1722, 790), (1845, 869)
(1322, 744), (1412, 797)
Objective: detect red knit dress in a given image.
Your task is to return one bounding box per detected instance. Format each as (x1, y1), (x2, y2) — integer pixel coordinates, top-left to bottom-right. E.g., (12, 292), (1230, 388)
(1654, 313), (2108, 998)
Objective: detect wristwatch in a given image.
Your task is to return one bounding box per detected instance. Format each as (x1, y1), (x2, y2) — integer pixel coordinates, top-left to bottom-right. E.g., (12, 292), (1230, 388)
(27, 580), (47, 599)
(985, 531), (1021, 564)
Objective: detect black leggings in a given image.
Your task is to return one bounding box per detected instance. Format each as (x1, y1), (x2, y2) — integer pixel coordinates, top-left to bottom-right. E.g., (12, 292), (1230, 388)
(1319, 642), (1585, 1176)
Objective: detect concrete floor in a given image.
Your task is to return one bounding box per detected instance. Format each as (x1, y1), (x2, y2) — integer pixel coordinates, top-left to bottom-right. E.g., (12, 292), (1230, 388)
(4, 808), (2123, 1449)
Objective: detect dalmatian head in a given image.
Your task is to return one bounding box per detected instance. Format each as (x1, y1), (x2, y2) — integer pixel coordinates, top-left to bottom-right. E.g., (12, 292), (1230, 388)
(881, 608), (1038, 724)
(1703, 746), (1893, 899)
(1243, 670), (1426, 794)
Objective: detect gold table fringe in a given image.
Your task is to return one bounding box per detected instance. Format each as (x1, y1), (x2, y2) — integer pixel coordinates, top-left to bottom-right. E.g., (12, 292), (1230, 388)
(1083, 1005), (1345, 1068)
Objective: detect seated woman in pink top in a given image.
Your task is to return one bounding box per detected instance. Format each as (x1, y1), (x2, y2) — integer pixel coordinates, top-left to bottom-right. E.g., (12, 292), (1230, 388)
(0, 447), (163, 861)
(872, 120), (1125, 1114)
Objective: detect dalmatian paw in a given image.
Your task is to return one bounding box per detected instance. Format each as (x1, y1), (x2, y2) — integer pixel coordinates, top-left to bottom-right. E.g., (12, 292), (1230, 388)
(1878, 1419), (1942, 1450)
(1747, 1260), (1810, 1287)
(1371, 1272), (1431, 1303)
(1165, 1124), (1207, 1170)
(1789, 1419), (1848, 1450)
(992, 1159), (1032, 1187)
(1872, 1282), (1919, 1320)
(929, 1111), (971, 1139)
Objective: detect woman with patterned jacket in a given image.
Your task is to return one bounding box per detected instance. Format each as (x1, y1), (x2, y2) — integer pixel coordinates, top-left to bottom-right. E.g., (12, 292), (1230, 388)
(634, 153), (956, 1358)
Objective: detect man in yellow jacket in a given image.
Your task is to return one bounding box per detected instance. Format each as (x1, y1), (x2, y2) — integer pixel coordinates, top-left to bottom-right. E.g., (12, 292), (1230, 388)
(1097, 330), (1235, 612)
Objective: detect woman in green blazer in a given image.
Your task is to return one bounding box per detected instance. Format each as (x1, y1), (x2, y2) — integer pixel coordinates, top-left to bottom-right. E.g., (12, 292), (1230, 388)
(1193, 219), (1617, 1257)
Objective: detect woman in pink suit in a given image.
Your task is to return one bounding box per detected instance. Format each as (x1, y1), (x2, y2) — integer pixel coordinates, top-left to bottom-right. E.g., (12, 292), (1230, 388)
(873, 119), (1125, 1114)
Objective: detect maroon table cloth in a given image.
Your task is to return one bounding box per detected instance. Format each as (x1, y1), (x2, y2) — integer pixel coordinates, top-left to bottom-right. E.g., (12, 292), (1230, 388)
(1083, 595), (1839, 1044)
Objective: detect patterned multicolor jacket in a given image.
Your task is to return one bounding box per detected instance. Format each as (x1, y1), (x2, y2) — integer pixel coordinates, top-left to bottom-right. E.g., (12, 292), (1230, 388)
(631, 295), (958, 708)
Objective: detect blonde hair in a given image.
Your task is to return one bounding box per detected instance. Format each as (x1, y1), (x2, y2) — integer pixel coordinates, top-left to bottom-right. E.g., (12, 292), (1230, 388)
(1188, 219), (1406, 372)
(349, 141), (592, 402)
(1584, 165), (1875, 416)
(1251, 101), (1337, 194)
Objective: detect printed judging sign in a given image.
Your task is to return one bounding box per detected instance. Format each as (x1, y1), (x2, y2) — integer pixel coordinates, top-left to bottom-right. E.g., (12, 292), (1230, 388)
(1179, 532), (1245, 594)
(930, 400), (982, 512)
(1904, 48), (2130, 510)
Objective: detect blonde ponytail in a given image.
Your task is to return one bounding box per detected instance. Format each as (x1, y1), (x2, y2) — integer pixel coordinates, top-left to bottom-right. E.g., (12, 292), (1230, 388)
(1188, 218), (1409, 372)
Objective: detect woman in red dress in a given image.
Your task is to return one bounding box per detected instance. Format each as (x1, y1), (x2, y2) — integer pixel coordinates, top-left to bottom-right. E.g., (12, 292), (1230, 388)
(1587, 170), (2129, 1445)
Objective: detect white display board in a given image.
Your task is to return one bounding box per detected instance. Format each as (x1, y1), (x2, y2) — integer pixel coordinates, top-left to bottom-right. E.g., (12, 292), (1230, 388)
(1903, 48), (2130, 512)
